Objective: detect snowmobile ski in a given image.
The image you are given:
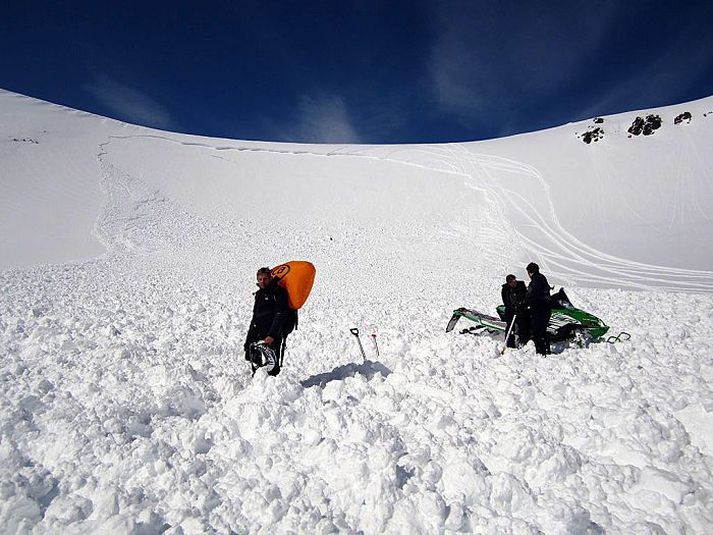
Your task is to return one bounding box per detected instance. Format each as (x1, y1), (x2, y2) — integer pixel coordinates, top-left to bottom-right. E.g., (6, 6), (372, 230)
(446, 307), (505, 333)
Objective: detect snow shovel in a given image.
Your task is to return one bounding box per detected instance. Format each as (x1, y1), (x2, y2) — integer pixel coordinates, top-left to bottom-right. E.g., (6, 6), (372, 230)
(350, 328), (367, 362)
(500, 314), (517, 355)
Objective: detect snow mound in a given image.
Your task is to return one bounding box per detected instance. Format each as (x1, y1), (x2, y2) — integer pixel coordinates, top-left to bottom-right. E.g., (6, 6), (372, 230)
(2, 89), (713, 532)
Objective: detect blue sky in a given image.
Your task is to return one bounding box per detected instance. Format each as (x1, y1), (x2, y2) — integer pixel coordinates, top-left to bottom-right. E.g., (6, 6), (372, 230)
(2, 1), (712, 143)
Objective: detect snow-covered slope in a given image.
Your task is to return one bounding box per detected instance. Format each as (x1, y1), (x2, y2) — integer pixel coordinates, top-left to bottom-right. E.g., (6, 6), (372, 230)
(3, 89), (713, 290)
(0, 92), (109, 267)
(2, 89), (713, 533)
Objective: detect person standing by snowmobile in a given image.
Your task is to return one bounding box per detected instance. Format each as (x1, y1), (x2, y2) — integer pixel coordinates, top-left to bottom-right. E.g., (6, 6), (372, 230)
(526, 262), (551, 355)
(501, 274), (530, 348)
(244, 267), (295, 375)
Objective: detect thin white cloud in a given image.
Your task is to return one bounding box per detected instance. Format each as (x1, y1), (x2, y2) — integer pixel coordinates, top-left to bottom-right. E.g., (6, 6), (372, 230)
(576, 31), (713, 121)
(428, 2), (618, 119)
(276, 94), (362, 144)
(84, 76), (178, 130)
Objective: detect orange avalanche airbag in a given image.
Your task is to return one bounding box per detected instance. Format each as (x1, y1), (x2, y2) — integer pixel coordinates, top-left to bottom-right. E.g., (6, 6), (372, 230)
(271, 261), (316, 310)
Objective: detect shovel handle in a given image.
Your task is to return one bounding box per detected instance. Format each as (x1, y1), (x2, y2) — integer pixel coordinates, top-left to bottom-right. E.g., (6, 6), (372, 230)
(500, 313), (517, 355)
(350, 328), (359, 336)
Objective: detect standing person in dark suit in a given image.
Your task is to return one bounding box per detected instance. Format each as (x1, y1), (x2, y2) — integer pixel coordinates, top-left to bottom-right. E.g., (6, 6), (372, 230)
(244, 267), (296, 375)
(501, 274), (530, 348)
(526, 262), (552, 355)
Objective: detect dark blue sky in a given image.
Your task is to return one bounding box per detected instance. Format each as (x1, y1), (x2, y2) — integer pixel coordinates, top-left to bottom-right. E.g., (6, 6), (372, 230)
(2, 1), (712, 143)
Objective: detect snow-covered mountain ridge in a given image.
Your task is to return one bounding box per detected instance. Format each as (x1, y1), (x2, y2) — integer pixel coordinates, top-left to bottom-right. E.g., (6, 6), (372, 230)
(2, 89), (713, 533)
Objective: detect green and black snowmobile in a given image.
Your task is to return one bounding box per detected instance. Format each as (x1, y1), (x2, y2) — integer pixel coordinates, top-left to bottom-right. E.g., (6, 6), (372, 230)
(446, 288), (624, 346)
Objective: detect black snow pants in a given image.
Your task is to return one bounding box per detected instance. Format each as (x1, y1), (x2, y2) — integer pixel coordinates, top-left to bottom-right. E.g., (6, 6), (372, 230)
(531, 304), (551, 355)
(504, 309), (531, 348)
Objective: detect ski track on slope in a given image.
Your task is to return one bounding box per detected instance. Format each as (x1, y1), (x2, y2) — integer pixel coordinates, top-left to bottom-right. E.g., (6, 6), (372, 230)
(3, 123), (713, 533)
(344, 144), (713, 292)
(100, 133), (713, 292)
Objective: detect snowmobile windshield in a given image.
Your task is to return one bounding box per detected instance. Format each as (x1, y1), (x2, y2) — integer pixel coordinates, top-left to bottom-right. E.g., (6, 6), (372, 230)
(551, 288), (575, 310)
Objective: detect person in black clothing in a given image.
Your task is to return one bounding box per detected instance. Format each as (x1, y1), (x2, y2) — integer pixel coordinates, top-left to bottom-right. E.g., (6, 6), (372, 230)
(526, 262), (551, 355)
(244, 267), (296, 375)
(501, 274), (530, 348)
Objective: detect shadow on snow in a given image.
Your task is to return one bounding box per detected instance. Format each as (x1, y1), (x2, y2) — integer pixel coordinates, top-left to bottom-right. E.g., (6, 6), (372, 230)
(301, 360), (391, 389)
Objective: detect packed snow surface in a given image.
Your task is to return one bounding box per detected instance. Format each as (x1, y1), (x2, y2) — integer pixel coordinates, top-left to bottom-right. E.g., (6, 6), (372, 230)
(2, 89), (713, 533)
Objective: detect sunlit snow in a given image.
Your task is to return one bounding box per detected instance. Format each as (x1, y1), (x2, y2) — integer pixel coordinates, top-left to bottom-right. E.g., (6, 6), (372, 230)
(2, 88), (713, 533)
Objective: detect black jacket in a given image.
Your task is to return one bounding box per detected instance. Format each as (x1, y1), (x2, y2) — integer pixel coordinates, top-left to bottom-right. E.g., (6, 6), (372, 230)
(248, 281), (292, 341)
(527, 272), (551, 309)
(501, 281), (527, 314)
